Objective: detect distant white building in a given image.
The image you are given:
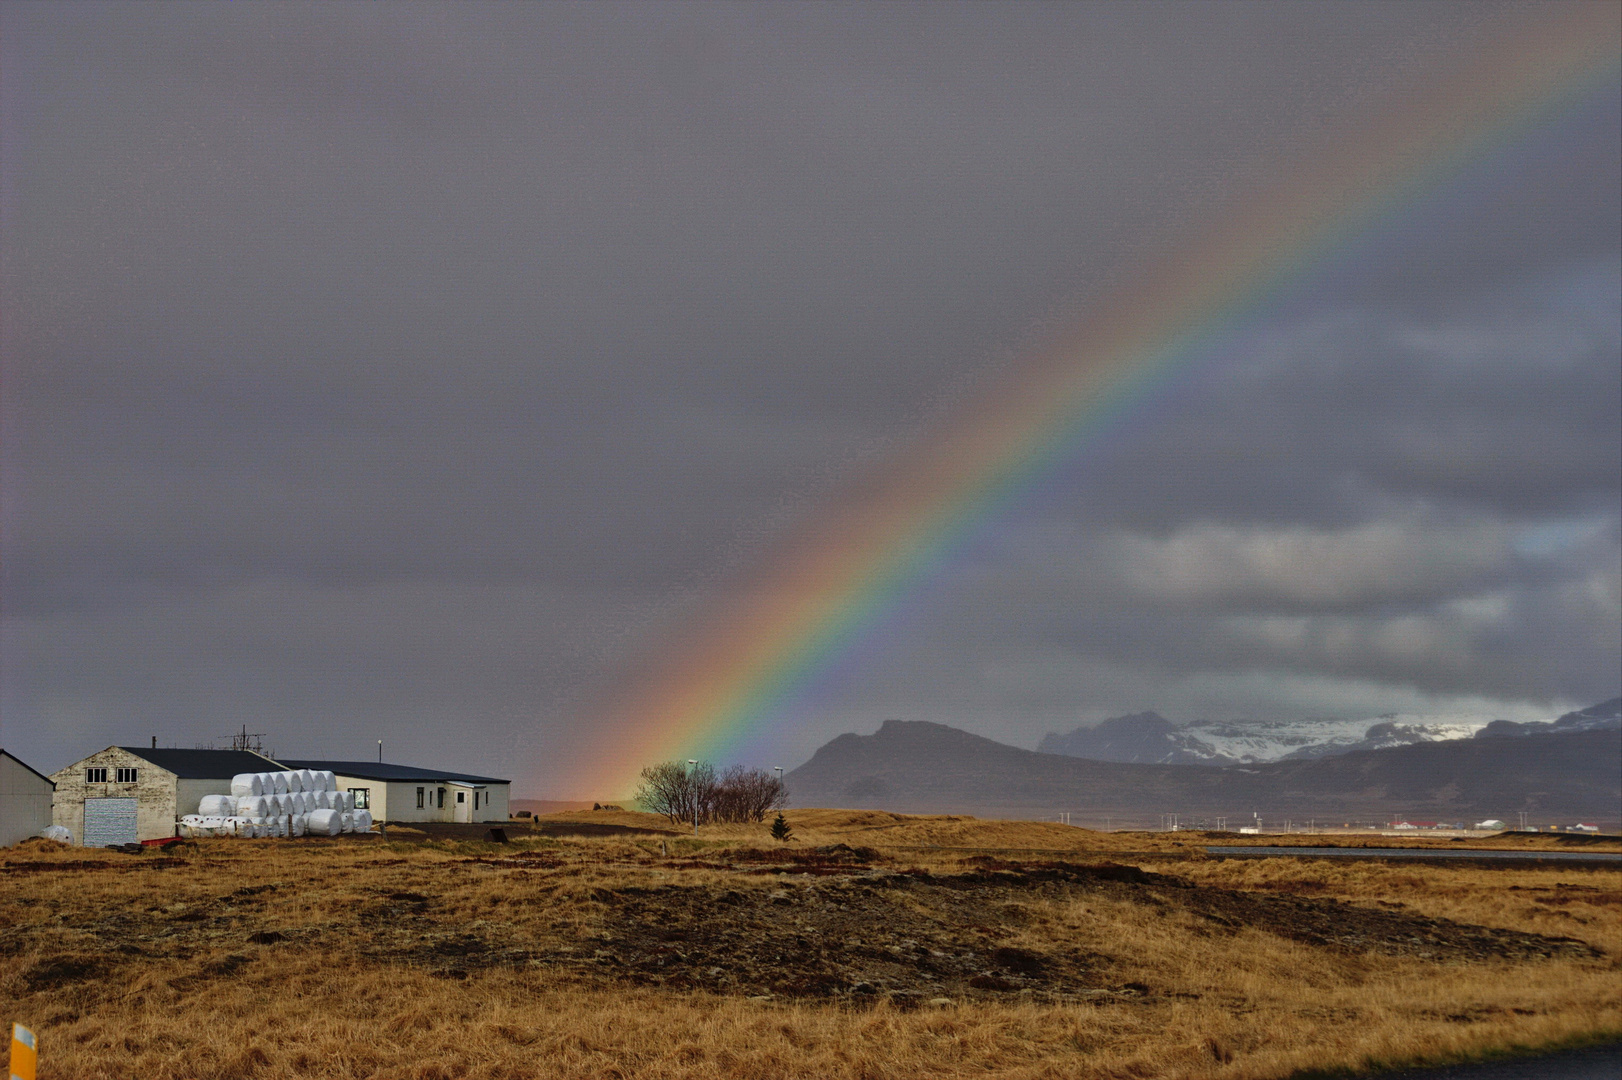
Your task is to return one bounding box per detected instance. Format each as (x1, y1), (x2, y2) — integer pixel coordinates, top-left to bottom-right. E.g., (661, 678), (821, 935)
(1, 750), (56, 846)
(276, 760), (509, 824)
(1475, 819), (1507, 830)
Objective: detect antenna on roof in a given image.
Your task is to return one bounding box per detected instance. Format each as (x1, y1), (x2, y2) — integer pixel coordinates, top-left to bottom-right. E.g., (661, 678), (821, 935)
(227, 725), (267, 753)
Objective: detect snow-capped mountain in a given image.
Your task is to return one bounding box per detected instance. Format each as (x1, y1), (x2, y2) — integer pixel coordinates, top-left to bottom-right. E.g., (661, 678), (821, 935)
(1037, 698), (1620, 766)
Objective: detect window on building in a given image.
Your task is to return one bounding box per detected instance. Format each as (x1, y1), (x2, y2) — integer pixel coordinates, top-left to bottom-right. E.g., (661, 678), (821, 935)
(86, 767), (108, 783)
(438, 788), (445, 808)
(115, 767), (138, 783)
(474, 792), (480, 810)
(456, 791), (465, 804)
(416, 787), (425, 809)
(350, 788), (370, 810)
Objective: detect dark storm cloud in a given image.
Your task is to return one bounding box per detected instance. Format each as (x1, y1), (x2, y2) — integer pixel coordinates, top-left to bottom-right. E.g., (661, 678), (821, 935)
(2, 2), (1616, 787)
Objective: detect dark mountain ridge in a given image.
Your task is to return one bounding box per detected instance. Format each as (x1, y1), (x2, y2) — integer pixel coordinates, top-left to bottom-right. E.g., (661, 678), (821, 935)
(786, 717), (1621, 824)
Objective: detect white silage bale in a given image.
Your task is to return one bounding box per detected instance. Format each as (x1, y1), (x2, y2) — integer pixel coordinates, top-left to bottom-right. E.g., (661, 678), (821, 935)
(332, 791), (351, 813)
(198, 794), (235, 817)
(230, 773), (264, 798)
(270, 771), (289, 795)
(239, 795), (269, 817)
(352, 809), (374, 833)
(340, 811), (355, 833)
(317, 770), (337, 792)
(287, 769), (305, 793)
(290, 813), (306, 838)
(228, 817), (253, 836)
(297, 768), (316, 792)
(307, 789), (327, 810)
(300, 791), (315, 813)
(305, 808), (342, 836)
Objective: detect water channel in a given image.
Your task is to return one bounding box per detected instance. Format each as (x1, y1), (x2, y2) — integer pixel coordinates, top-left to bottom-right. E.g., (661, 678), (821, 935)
(1205, 846), (1622, 862)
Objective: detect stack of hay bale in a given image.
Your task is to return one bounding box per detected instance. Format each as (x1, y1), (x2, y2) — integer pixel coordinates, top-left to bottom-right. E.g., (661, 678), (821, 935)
(178, 769), (376, 838)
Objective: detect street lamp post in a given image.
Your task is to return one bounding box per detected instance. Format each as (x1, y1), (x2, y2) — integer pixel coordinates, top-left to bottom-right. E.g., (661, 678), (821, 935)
(688, 760), (698, 835)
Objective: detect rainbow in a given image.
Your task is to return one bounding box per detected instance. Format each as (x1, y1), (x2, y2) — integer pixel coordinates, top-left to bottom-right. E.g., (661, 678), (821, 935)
(577, 8), (1621, 796)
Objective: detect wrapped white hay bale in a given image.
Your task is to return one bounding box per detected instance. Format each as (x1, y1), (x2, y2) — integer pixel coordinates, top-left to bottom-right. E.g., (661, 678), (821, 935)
(332, 791), (351, 813)
(237, 795), (269, 817)
(286, 769), (305, 793)
(307, 789), (328, 810)
(296, 768), (316, 792)
(198, 794), (236, 817)
(352, 809), (374, 833)
(290, 813), (307, 838)
(316, 770), (337, 792)
(228, 816), (254, 836)
(305, 808), (342, 836)
(231, 773), (264, 798)
(37, 825), (73, 844)
(340, 811), (355, 833)
(270, 771), (290, 795)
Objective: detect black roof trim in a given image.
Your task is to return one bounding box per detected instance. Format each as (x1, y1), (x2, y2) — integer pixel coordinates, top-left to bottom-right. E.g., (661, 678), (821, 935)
(117, 747), (286, 780)
(1, 749), (56, 788)
(276, 759), (509, 785)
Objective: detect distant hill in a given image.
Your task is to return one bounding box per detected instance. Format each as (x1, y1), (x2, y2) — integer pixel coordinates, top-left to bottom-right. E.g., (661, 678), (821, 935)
(1475, 697), (1621, 739)
(785, 718), (1621, 824)
(1038, 698), (1621, 766)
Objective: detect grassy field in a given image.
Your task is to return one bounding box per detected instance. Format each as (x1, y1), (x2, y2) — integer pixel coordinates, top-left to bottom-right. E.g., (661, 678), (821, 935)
(2, 809), (1618, 1079)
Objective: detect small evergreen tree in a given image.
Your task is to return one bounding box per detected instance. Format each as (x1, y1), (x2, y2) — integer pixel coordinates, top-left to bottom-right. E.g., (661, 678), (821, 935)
(770, 812), (793, 843)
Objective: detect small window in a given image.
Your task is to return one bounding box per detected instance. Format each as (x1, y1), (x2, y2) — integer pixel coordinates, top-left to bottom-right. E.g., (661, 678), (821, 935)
(86, 767), (108, 783)
(115, 767), (138, 783)
(438, 788), (445, 808)
(349, 788), (370, 810)
(456, 791), (465, 804)
(416, 787), (425, 809)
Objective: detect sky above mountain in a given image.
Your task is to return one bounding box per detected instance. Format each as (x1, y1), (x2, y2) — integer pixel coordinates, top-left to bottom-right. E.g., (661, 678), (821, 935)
(3, 2), (1618, 793)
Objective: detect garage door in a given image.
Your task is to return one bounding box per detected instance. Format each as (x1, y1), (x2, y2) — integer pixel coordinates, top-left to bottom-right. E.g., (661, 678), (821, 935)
(83, 797), (138, 847)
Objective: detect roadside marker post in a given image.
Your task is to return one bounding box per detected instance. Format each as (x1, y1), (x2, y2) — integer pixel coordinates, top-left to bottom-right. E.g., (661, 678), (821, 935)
(10, 1023), (37, 1080)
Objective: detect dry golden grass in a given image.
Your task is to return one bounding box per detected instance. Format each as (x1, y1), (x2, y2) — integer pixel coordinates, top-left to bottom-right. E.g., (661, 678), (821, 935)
(2, 812), (1618, 1079)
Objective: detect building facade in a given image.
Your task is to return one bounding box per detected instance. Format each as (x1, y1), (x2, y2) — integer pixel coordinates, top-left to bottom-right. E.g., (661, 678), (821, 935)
(277, 760), (510, 823)
(1, 750), (56, 846)
(50, 747), (285, 846)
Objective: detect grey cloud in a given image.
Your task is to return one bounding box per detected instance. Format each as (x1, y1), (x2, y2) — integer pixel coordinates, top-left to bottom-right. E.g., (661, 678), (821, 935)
(2, 2), (1616, 786)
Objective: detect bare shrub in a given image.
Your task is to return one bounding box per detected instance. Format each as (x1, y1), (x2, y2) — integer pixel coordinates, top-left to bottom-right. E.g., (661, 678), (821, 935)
(633, 761), (787, 825)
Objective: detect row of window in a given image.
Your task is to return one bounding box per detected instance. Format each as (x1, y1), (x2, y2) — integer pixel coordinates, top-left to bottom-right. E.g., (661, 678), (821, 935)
(85, 768), (138, 784)
(411, 787), (479, 810)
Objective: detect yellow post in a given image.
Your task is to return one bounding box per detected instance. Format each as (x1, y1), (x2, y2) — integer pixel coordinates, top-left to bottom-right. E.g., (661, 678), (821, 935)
(9, 1023), (37, 1080)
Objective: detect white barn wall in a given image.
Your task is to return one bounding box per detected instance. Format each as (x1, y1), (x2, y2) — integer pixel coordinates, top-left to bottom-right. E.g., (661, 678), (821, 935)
(176, 778), (235, 818)
(1, 753), (55, 846)
(51, 748), (179, 844)
(329, 774), (510, 824)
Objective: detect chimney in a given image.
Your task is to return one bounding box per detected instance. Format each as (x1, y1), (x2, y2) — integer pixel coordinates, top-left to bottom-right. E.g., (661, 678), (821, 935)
(152, 736), (157, 749)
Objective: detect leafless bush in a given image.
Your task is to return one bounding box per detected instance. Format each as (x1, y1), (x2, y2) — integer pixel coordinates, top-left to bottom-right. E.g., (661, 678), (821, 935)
(634, 761), (787, 825)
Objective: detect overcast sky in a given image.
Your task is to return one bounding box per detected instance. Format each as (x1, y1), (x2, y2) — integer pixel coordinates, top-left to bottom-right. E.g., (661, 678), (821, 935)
(3, 2), (1618, 794)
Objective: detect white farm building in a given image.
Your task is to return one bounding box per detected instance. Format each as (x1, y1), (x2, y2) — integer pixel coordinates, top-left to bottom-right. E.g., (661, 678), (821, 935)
(51, 747), (285, 846)
(49, 745), (512, 844)
(2, 749), (56, 846)
(277, 760), (510, 824)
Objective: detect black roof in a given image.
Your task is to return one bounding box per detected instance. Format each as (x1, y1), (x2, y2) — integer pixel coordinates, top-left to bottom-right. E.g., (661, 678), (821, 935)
(1, 749), (56, 787)
(119, 747), (285, 780)
(276, 759), (508, 785)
